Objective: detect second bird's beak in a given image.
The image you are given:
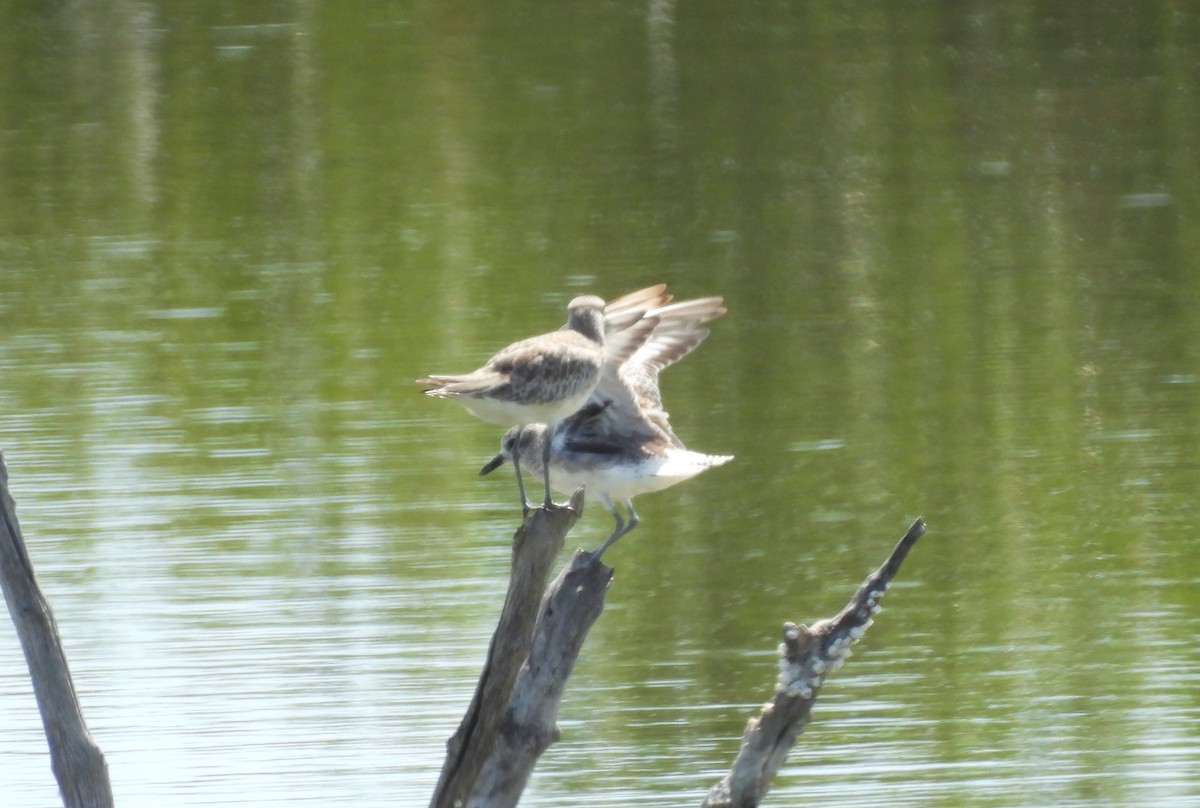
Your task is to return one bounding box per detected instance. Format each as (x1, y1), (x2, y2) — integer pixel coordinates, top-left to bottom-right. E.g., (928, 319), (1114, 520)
(480, 453), (507, 476)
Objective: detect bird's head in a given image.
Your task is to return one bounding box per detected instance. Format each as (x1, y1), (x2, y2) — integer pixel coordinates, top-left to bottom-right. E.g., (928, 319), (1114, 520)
(480, 425), (544, 476)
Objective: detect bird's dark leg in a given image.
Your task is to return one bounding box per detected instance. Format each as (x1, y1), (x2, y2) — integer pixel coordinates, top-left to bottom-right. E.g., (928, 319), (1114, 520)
(624, 503), (640, 535)
(592, 499), (636, 561)
(511, 426), (532, 513)
(541, 423), (554, 508)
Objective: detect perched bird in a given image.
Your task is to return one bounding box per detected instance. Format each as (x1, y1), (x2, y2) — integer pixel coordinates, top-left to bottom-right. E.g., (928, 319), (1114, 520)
(480, 295), (732, 559)
(418, 288), (667, 509)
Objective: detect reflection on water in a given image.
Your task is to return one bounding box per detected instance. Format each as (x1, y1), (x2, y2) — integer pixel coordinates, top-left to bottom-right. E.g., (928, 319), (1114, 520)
(3, 2), (1200, 807)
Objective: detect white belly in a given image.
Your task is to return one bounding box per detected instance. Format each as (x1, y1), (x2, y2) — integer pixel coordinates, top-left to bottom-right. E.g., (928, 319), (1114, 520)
(548, 449), (729, 501)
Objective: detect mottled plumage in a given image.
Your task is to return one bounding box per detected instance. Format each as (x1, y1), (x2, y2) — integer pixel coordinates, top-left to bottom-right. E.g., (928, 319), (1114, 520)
(419, 288), (669, 508)
(481, 294), (731, 558)
(418, 295), (608, 426)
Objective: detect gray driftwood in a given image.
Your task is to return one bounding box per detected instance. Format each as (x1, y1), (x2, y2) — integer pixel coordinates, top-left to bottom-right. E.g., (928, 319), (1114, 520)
(702, 517), (927, 808)
(0, 453), (114, 808)
(432, 499), (925, 808)
(431, 489), (592, 808)
(470, 549), (611, 805)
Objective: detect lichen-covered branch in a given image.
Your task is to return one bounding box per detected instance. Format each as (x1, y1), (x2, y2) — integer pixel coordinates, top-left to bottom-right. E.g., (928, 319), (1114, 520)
(702, 518), (927, 808)
(0, 453), (114, 808)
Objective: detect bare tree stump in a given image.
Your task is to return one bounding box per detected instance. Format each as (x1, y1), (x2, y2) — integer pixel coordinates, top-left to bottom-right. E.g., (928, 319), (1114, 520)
(470, 550), (612, 806)
(430, 489), (587, 808)
(701, 517), (927, 808)
(0, 453), (114, 808)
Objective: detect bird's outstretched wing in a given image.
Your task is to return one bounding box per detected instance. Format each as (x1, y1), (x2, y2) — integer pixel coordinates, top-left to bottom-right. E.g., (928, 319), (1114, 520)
(568, 295), (726, 448)
(599, 284), (670, 373)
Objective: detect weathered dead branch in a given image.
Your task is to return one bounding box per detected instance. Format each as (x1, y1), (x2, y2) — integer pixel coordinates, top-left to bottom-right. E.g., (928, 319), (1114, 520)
(470, 550), (611, 806)
(701, 517), (927, 808)
(432, 499), (926, 808)
(430, 489), (589, 808)
(0, 453), (114, 808)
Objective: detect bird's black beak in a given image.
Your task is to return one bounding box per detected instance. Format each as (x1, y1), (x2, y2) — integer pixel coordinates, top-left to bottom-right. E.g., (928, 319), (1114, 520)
(480, 453), (507, 476)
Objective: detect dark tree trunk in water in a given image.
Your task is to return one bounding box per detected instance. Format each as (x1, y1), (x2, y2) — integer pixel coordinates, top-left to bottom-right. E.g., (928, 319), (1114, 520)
(0, 453), (114, 808)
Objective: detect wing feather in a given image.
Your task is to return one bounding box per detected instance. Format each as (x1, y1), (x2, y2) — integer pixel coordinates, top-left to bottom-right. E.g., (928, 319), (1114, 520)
(561, 294), (726, 449)
(603, 284), (671, 332)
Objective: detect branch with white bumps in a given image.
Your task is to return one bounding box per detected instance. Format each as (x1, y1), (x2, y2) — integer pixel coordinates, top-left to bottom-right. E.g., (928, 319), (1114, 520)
(703, 518), (926, 808)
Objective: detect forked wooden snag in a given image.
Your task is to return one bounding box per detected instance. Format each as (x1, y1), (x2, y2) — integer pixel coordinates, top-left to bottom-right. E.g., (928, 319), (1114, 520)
(433, 491), (924, 808)
(470, 550), (611, 806)
(0, 453), (114, 808)
(430, 489), (590, 808)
